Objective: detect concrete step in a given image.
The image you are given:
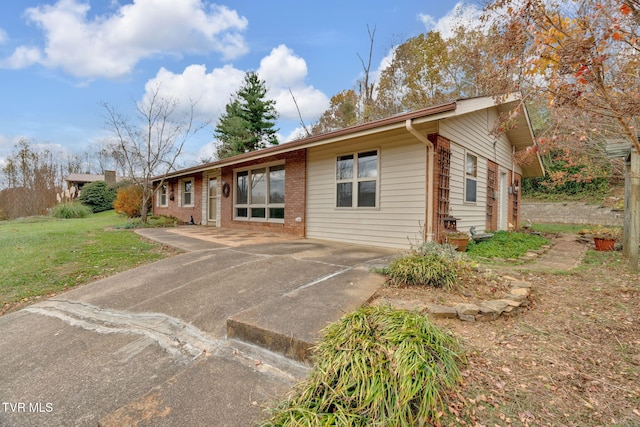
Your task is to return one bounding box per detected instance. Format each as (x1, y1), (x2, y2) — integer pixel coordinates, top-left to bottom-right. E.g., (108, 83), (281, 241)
(226, 267), (384, 363)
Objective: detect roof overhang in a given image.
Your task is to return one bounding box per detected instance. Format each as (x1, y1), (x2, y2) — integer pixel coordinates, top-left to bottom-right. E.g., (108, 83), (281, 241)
(154, 101), (457, 181)
(155, 94), (545, 181)
(497, 97), (545, 178)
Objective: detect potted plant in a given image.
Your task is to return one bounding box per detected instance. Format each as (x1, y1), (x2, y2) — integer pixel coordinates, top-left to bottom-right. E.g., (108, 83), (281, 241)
(446, 231), (470, 252)
(581, 226), (621, 251)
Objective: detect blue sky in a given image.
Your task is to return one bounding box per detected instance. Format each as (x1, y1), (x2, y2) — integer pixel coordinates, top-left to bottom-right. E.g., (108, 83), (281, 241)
(0, 0), (480, 170)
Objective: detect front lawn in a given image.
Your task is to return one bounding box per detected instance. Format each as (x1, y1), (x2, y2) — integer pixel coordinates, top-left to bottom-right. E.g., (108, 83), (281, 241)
(0, 211), (177, 313)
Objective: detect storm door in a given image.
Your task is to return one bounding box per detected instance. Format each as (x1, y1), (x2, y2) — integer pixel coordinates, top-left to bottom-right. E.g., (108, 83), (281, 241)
(208, 178), (217, 223)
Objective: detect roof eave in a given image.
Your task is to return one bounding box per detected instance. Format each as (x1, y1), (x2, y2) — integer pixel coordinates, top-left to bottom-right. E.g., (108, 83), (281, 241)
(154, 101), (458, 181)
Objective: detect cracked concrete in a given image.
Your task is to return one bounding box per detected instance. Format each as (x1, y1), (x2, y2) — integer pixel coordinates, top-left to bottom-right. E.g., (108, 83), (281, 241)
(25, 300), (224, 364)
(0, 228), (397, 426)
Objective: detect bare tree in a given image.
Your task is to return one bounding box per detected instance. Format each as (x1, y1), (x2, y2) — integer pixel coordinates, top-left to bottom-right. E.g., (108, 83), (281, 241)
(357, 25), (377, 122)
(0, 138), (72, 218)
(101, 85), (209, 222)
(289, 88), (311, 138)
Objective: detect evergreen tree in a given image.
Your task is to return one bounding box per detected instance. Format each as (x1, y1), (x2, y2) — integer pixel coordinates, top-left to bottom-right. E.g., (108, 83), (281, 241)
(215, 71), (279, 159)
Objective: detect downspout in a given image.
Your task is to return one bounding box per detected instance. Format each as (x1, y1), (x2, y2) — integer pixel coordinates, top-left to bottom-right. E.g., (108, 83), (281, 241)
(512, 146), (516, 187)
(406, 119), (435, 242)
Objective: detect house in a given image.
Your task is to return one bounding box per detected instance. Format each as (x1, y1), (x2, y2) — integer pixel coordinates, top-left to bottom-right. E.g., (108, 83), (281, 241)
(65, 170), (118, 193)
(152, 95), (544, 249)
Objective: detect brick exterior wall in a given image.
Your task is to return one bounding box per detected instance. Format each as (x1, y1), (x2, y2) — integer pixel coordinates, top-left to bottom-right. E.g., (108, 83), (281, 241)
(153, 174), (204, 224)
(220, 149), (307, 237)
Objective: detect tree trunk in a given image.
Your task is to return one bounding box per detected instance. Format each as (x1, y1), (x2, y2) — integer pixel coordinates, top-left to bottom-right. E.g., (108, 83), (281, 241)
(624, 152), (639, 271)
(626, 152), (640, 271)
(141, 192), (149, 223)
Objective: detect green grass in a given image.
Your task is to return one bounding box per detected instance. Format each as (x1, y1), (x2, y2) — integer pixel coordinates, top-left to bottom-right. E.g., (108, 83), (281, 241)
(0, 211), (176, 307)
(530, 223), (587, 234)
(581, 248), (624, 267)
(466, 231), (549, 259)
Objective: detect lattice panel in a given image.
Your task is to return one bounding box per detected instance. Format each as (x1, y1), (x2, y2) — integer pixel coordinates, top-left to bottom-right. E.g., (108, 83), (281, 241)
(486, 162), (498, 231)
(436, 144), (451, 242)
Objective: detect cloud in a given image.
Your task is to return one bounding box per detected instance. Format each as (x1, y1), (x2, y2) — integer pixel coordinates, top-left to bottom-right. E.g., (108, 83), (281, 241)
(144, 44), (329, 127)
(3, 46), (42, 69)
(0, 0), (248, 79)
(144, 64), (246, 120)
(0, 28), (7, 44)
(257, 45), (329, 122)
(0, 135), (12, 167)
(417, 13), (437, 30)
(418, 2), (483, 39)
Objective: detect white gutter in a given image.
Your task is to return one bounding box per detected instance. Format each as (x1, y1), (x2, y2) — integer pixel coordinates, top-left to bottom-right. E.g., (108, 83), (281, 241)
(405, 119), (435, 242)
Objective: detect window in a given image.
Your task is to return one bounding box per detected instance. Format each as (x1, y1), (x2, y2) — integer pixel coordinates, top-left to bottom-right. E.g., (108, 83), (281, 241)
(336, 150), (378, 208)
(465, 153), (477, 203)
(234, 164), (285, 222)
(181, 179), (194, 206)
(158, 184), (168, 207)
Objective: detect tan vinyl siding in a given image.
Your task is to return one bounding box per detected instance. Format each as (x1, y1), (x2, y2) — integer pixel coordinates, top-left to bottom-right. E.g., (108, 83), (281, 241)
(440, 109), (519, 233)
(448, 142), (488, 232)
(307, 131), (428, 249)
(439, 109), (519, 173)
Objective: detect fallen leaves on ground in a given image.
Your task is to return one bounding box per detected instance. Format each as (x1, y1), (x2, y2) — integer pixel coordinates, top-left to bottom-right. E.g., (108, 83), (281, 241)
(372, 247), (640, 426)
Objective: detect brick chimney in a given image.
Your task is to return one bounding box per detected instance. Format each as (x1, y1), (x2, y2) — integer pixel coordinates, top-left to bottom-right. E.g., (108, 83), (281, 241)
(104, 170), (116, 184)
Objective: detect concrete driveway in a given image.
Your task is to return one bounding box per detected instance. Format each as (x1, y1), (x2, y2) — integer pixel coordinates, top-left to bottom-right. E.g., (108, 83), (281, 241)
(0, 228), (397, 426)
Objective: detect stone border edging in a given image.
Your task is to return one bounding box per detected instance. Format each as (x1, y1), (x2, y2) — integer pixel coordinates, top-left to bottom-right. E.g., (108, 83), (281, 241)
(424, 276), (533, 322)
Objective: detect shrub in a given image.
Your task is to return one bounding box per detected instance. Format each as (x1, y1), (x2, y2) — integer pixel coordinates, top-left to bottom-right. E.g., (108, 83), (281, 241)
(262, 305), (465, 426)
(522, 148), (610, 199)
(78, 181), (116, 213)
(413, 240), (463, 260)
(114, 185), (148, 218)
(386, 253), (459, 289)
(117, 215), (179, 229)
(50, 202), (92, 219)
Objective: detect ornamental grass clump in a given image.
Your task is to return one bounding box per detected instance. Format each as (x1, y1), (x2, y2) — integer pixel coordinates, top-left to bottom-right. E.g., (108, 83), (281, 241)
(385, 242), (463, 289)
(50, 202), (93, 219)
(386, 254), (458, 289)
(262, 305), (465, 427)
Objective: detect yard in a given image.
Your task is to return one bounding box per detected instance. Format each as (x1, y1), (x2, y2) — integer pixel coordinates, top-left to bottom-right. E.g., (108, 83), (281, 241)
(374, 242), (640, 426)
(0, 211), (177, 315)
(2, 214), (638, 426)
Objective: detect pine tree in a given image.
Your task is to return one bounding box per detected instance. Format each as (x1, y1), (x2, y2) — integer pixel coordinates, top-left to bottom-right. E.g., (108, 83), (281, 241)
(215, 71), (279, 159)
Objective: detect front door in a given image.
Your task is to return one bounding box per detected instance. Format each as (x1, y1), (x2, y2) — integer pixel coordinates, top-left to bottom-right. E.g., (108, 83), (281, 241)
(208, 178), (217, 224)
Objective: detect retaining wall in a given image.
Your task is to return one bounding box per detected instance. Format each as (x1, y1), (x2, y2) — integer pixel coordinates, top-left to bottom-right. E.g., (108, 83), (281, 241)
(521, 201), (624, 226)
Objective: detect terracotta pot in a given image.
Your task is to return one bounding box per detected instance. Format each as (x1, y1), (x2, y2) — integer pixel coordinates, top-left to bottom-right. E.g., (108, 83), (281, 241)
(593, 237), (615, 251)
(448, 237), (469, 252)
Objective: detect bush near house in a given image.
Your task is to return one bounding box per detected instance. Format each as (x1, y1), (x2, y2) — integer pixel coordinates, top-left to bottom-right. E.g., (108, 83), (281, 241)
(384, 242), (464, 289)
(114, 184), (150, 218)
(78, 181), (116, 213)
